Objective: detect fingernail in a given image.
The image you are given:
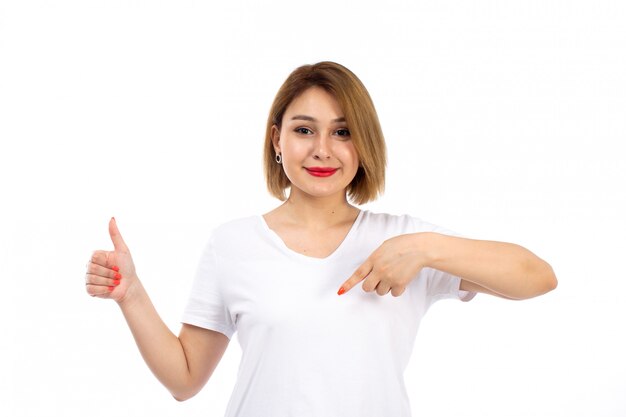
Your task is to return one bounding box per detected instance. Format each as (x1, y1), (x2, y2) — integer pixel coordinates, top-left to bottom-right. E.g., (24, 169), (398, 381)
(113, 279), (120, 286)
(112, 266), (120, 272)
(108, 286), (115, 292)
(114, 272), (122, 279)
(337, 287), (345, 296)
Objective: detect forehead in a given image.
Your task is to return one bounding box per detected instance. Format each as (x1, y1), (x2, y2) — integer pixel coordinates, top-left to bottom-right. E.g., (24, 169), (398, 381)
(283, 87), (344, 120)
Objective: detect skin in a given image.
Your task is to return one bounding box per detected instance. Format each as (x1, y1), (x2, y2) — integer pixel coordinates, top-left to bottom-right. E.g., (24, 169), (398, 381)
(84, 86), (557, 401)
(85, 219), (229, 401)
(338, 232), (557, 298)
(263, 87), (362, 258)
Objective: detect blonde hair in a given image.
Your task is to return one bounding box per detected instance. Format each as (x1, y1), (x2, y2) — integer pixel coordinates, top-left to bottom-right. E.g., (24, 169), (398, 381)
(263, 61), (386, 205)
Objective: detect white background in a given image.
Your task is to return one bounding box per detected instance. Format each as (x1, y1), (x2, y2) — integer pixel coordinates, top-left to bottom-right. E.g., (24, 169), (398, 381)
(1, 1), (625, 416)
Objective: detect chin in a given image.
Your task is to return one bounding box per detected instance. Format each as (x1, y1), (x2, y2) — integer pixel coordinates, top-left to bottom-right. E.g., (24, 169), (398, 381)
(301, 187), (348, 199)
(288, 176), (353, 200)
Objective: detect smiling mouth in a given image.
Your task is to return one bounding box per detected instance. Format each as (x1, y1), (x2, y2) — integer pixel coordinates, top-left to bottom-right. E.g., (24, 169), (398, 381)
(305, 167), (339, 177)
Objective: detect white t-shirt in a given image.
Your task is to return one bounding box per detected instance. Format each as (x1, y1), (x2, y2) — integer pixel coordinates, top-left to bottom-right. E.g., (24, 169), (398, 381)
(182, 210), (475, 417)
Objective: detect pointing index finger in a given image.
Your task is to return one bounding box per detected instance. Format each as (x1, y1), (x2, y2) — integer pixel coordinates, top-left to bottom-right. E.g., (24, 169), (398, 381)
(338, 260), (373, 295)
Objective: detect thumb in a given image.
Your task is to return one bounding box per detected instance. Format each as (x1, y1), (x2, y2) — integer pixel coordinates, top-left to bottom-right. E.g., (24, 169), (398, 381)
(109, 217), (129, 252)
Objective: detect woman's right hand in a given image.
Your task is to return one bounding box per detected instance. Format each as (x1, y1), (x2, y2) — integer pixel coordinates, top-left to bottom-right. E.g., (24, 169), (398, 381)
(84, 217), (230, 400)
(85, 217), (139, 304)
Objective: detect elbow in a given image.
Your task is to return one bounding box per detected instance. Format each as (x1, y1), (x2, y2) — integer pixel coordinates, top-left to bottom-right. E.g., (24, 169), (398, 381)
(170, 385), (200, 402)
(535, 261), (558, 296)
(545, 265), (558, 293)
(515, 259), (557, 300)
(172, 391), (195, 402)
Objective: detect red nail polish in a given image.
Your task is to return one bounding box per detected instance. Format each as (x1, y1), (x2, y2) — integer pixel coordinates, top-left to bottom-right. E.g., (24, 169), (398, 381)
(112, 266), (120, 272)
(113, 279), (120, 286)
(337, 287), (345, 295)
(114, 272), (122, 279)
(108, 286), (115, 292)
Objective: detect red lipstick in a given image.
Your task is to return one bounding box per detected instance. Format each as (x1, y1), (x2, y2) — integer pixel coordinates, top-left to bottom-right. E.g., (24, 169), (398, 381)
(305, 167), (338, 177)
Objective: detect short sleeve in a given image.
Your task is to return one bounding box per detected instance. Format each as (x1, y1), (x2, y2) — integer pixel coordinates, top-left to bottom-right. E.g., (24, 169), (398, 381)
(410, 217), (477, 306)
(423, 267), (476, 304)
(181, 236), (236, 339)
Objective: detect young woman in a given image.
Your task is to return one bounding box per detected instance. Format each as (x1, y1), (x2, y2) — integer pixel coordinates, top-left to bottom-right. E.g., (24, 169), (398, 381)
(85, 61), (557, 417)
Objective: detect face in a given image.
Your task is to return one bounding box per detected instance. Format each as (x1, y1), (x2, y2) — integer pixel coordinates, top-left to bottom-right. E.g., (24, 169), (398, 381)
(272, 87), (360, 202)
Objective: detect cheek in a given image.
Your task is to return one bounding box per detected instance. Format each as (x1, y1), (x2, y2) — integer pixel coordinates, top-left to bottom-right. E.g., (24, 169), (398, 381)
(335, 143), (359, 168)
(282, 143), (309, 164)
(279, 135), (305, 158)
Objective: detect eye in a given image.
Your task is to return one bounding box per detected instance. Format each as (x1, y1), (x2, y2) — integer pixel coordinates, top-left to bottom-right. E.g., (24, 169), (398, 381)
(335, 128), (351, 138)
(295, 127), (313, 135)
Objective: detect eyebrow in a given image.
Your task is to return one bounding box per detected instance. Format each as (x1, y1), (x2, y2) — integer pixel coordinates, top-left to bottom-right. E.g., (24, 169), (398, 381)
(290, 115), (346, 123)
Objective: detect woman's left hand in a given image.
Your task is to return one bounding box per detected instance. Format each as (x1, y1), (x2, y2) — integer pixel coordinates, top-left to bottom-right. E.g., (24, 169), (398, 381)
(338, 234), (427, 297)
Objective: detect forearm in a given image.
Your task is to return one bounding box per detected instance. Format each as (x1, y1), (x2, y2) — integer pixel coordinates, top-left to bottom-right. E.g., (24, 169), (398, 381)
(117, 279), (192, 399)
(419, 232), (557, 299)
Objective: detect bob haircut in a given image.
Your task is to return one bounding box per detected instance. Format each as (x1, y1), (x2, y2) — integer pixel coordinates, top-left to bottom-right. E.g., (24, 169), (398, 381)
(263, 61), (387, 205)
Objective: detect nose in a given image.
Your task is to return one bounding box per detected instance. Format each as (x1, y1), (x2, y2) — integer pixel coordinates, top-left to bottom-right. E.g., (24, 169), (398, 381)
(313, 133), (332, 160)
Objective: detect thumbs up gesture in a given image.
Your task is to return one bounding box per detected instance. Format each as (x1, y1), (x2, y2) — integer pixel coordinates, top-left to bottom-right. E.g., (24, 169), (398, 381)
(85, 217), (138, 302)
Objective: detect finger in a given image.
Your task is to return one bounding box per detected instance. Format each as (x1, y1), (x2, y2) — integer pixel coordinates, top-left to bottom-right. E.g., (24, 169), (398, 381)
(109, 217), (129, 253)
(85, 273), (120, 287)
(375, 282), (392, 296)
(89, 250), (110, 268)
(85, 283), (114, 298)
(361, 272), (380, 293)
(390, 287), (406, 297)
(338, 260), (373, 295)
(86, 261), (121, 279)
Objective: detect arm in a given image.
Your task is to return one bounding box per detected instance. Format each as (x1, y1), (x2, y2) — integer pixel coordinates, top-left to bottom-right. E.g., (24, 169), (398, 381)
(85, 218), (229, 401)
(423, 233), (558, 300)
(118, 282), (229, 401)
(339, 232), (557, 300)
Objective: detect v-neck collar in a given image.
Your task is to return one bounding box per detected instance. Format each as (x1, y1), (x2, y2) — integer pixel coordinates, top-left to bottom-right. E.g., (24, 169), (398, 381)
(258, 210), (365, 262)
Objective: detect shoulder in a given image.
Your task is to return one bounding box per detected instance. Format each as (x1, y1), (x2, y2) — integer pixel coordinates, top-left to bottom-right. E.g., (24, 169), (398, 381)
(211, 216), (260, 235)
(360, 210), (458, 235)
(204, 216), (263, 252)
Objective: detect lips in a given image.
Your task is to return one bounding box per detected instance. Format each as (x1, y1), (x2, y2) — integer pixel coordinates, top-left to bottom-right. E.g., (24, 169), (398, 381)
(305, 167), (339, 177)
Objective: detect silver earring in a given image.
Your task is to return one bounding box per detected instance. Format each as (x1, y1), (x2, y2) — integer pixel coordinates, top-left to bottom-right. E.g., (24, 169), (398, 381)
(275, 153), (282, 164)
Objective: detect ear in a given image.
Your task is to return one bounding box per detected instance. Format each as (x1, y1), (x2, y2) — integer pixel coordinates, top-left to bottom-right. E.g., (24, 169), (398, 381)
(271, 124), (281, 153)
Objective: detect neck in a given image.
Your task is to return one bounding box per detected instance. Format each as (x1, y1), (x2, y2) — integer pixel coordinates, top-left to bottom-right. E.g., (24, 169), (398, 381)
(281, 189), (359, 228)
